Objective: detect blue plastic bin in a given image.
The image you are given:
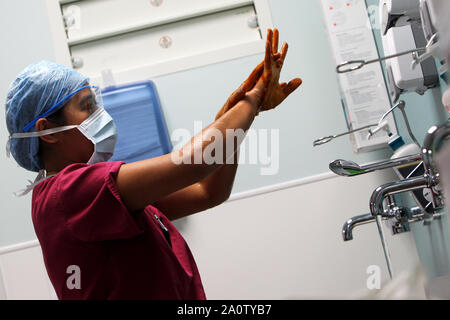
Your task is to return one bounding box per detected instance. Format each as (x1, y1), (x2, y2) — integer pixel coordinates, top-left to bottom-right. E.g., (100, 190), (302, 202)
(101, 81), (172, 163)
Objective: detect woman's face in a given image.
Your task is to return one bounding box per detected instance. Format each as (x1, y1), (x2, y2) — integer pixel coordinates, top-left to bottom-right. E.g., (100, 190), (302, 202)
(56, 87), (99, 164)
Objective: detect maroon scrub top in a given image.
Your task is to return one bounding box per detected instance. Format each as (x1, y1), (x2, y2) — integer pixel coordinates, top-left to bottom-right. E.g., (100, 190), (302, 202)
(31, 161), (206, 300)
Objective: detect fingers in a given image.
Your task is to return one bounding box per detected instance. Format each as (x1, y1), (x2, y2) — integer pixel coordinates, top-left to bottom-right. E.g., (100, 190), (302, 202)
(250, 32), (273, 107)
(251, 32), (273, 107)
(263, 31), (272, 89)
(221, 27), (273, 112)
(280, 42), (288, 65)
(266, 28), (273, 60)
(272, 28), (279, 54)
(267, 28), (273, 49)
(282, 78), (302, 96)
(264, 28), (272, 75)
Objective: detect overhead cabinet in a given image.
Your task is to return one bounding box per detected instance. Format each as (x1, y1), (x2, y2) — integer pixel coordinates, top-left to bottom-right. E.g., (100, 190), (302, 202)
(51, 0), (272, 81)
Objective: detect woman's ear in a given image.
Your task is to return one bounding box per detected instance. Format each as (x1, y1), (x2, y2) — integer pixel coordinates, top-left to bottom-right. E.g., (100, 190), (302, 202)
(36, 118), (60, 144)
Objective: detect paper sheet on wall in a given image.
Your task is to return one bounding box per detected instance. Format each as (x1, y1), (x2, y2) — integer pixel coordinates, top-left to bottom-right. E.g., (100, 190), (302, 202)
(320, 0), (397, 153)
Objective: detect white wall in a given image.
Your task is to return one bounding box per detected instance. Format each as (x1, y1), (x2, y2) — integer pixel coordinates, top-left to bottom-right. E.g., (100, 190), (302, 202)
(0, 0), (56, 246)
(0, 243), (57, 300)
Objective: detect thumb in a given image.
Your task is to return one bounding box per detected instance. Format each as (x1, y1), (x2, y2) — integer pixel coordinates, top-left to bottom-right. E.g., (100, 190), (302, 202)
(282, 78), (302, 96)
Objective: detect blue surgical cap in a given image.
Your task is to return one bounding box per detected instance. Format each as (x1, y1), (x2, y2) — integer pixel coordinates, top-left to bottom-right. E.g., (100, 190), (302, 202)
(5, 61), (89, 172)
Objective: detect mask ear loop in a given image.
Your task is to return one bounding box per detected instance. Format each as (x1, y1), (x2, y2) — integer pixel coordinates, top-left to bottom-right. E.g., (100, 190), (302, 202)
(13, 169), (47, 197)
(6, 136), (11, 158)
(7, 125), (78, 197)
(7, 138), (45, 197)
(7, 135), (46, 197)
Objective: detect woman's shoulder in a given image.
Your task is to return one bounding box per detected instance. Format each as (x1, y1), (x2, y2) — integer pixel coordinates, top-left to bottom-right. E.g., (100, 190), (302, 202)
(59, 161), (125, 175)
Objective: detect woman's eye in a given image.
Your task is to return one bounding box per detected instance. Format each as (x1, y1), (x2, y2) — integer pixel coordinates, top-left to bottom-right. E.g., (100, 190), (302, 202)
(81, 104), (92, 113)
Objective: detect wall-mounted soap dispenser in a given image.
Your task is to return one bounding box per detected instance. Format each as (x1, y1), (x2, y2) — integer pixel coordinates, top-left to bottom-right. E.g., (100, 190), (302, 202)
(379, 0), (440, 102)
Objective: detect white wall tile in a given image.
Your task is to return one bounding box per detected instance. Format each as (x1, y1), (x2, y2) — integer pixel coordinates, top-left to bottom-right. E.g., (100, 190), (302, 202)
(0, 245), (54, 300)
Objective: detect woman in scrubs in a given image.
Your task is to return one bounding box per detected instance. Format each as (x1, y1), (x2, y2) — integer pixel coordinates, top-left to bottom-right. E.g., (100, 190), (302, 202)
(5, 29), (301, 299)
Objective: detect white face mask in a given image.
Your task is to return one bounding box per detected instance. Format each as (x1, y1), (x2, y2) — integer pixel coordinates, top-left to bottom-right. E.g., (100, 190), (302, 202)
(77, 107), (118, 164)
(7, 107), (118, 196)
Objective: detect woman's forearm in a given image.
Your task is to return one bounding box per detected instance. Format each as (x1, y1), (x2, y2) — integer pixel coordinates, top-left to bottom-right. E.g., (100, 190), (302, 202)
(198, 149), (239, 203)
(116, 94), (262, 212)
(174, 95), (260, 177)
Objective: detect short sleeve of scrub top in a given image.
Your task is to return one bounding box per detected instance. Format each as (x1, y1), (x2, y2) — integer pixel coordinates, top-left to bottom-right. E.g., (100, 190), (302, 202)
(55, 161), (144, 242)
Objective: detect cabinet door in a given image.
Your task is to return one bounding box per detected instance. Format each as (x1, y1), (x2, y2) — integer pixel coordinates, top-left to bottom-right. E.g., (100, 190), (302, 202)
(70, 5), (260, 78)
(62, 0), (253, 43)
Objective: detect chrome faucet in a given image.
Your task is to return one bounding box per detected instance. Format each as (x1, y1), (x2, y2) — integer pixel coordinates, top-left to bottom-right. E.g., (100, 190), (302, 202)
(338, 121), (449, 240)
(342, 214), (375, 241)
(329, 118), (449, 178)
(329, 154), (423, 177)
(342, 213), (386, 241)
(342, 206), (426, 241)
(369, 175), (436, 219)
(422, 120), (450, 175)
(332, 121), (448, 279)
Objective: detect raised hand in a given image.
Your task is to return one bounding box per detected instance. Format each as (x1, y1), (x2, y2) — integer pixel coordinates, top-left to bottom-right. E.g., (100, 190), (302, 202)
(215, 28), (301, 120)
(259, 29), (302, 114)
(215, 60), (264, 120)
